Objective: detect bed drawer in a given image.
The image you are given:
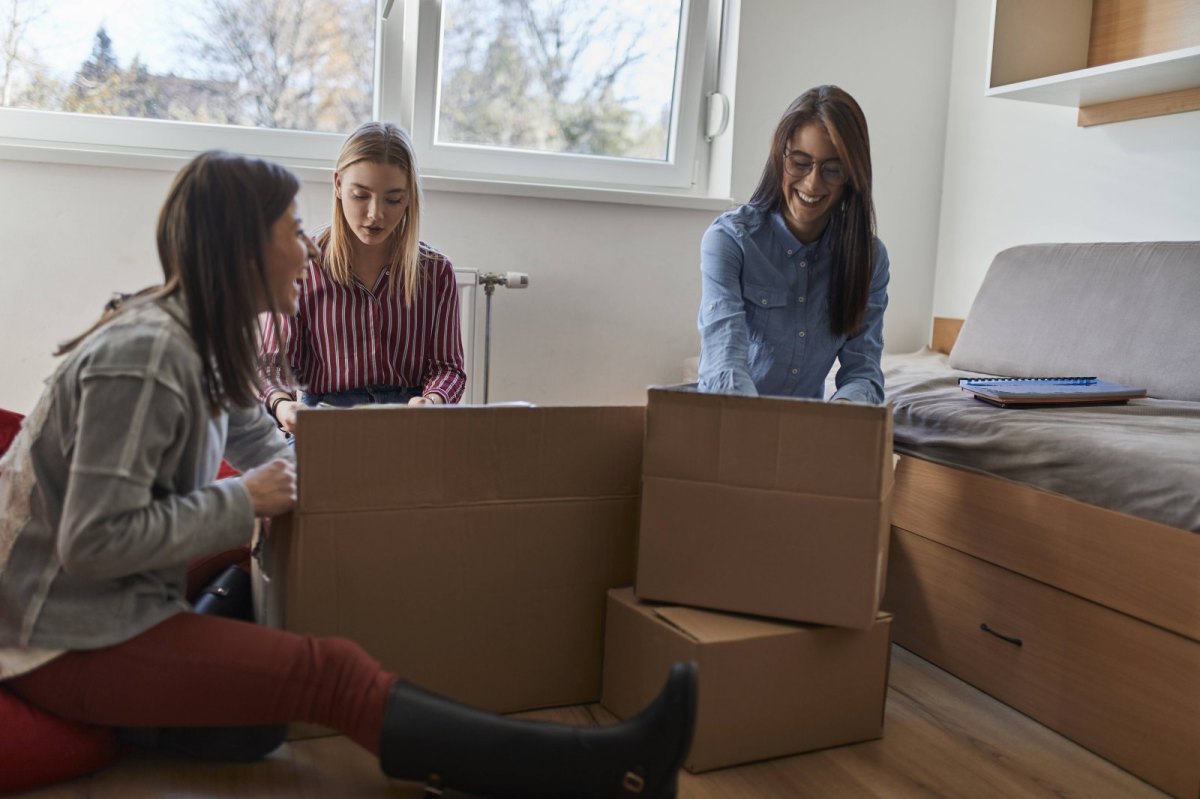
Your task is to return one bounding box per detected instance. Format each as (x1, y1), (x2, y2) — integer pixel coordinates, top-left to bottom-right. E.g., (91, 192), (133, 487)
(891, 455), (1200, 642)
(885, 527), (1200, 798)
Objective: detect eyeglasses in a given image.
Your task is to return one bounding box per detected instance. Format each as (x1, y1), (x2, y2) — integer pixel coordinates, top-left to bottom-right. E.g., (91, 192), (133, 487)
(783, 150), (848, 186)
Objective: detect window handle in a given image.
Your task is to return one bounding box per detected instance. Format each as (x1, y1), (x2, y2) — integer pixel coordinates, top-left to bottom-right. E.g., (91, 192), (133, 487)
(382, 0), (396, 20)
(706, 91), (730, 142)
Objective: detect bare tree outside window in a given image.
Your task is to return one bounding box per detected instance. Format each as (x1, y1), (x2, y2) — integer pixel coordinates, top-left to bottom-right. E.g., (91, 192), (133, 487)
(438, 0), (682, 161)
(185, 0), (374, 132)
(1, 0), (51, 107)
(0, 0), (374, 134)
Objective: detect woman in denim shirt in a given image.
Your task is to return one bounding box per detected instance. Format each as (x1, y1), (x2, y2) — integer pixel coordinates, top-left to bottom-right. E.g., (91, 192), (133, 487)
(698, 85), (889, 404)
(0, 152), (695, 798)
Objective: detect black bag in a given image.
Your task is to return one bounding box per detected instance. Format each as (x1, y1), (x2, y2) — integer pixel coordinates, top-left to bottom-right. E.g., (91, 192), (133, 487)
(192, 564), (254, 620)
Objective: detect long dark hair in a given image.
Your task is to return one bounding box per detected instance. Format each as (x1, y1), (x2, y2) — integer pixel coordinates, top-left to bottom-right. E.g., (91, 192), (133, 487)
(58, 151), (299, 413)
(748, 85), (877, 337)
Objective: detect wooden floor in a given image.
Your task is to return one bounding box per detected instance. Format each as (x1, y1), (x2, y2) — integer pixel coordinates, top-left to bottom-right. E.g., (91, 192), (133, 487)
(16, 647), (1165, 798)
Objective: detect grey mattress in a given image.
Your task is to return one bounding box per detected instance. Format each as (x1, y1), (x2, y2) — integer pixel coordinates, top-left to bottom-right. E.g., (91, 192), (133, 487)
(883, 349), (1200, 533)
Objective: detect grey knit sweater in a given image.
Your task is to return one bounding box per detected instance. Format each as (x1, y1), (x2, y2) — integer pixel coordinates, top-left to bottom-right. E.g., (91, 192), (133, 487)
(0, 294), (291, 649)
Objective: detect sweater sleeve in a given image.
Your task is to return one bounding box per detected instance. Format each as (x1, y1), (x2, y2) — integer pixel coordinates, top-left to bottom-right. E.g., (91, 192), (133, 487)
(57, 329), (255, 581)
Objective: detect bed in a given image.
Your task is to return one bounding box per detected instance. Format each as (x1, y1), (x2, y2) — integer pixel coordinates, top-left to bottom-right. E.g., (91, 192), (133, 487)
(880, 242), (1200, 798)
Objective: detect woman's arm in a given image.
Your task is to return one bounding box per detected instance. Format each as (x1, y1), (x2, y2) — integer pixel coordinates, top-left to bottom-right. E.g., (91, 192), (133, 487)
(57, 342), (255, 580)
(697, 225), (758, 395)
(224, 401), (295, 470)
(259, 312), (307, 431)
(830, 240), (890, 404)
(419, 258), (467, 404)
(58, 337), (298, 581)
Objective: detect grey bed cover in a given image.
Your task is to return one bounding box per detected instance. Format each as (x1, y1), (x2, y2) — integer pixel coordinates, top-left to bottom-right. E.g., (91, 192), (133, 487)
(884, 349), (1200, 533)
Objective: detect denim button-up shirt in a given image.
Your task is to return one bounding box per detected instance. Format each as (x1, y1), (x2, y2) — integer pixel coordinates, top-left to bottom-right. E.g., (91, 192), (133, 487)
(697, 203), (889, 404)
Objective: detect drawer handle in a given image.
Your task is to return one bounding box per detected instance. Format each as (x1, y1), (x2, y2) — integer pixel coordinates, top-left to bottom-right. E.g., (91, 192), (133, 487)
(980, 623), (1023, 647)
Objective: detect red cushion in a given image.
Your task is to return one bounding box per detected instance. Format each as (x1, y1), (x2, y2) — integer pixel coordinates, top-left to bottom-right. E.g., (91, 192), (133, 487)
(0, 686), (120, 792)
(0, 413), (122, 790)
(0, 408), (22, 458)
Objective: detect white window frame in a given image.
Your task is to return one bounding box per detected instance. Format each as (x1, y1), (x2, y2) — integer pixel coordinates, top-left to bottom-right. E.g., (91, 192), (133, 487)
(0, 0), (729, 201)
(400, 0), (715, 191)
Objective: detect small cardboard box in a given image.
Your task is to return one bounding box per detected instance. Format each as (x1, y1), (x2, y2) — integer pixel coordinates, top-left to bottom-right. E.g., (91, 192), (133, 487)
(258, 404), (643, 714)
(635, 386), (893, 629)
(601, 588), (892, 773)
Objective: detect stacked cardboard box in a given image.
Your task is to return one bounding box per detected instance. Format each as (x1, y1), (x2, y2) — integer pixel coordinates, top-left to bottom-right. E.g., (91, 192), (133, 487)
(601, 386), (895, 772)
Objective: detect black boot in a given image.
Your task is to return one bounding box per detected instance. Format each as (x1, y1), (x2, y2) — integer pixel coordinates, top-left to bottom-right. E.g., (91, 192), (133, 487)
(380, 661), (698, 798)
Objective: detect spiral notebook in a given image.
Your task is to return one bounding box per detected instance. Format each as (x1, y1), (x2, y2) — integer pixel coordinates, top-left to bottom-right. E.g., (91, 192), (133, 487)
(958, 377), (1147, 408)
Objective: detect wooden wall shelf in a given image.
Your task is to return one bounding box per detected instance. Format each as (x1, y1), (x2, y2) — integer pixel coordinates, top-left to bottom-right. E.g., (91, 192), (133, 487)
(986, 0), (1200, 126)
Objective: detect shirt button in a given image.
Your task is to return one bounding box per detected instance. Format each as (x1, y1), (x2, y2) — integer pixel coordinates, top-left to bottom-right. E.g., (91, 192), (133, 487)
(797, 296), (805, 303)
(799, 261), (807, 268)
(798, 330), (806, 337)
(786, 249), (794, 256)
(791, 368), (799, 374)
(760, 298), (768, 305)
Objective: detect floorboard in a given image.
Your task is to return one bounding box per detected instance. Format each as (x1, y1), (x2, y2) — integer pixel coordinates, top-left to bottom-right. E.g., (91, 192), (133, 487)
(12, 647), (1166, 798)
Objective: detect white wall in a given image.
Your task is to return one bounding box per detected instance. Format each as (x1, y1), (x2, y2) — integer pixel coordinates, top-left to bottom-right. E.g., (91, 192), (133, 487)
(730, 0), (956, 355)
(935, 0), (1200, 318)
(0, 1), (958, 414)
(0, 160), (718, 413)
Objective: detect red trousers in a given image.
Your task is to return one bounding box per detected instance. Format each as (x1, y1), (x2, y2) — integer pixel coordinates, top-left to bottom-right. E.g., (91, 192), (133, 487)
(7, 548), (397, 755)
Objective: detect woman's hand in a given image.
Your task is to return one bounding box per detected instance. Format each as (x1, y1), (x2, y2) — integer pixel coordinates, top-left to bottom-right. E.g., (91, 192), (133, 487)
(408, 394), (443, 406)
(275, 400), (302, 433)
(241, 458), (297, 517)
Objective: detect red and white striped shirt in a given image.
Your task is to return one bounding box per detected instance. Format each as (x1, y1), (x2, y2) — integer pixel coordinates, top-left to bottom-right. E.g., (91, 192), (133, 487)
(259, 242), (466, 403)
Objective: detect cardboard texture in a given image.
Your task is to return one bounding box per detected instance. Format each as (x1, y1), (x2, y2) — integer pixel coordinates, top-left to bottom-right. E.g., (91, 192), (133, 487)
(601, 588), (892, 773)
(258, 404), (644, 715)
(635, 386), (894, 628)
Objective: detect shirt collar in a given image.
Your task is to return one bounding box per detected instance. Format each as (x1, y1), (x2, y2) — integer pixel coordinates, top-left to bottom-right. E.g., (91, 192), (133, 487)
(770, 209), (837, 256)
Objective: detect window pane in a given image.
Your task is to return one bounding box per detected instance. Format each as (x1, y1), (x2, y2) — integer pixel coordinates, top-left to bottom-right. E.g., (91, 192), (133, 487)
(437, 0), (683, 161)
(0, 0), (375, 133)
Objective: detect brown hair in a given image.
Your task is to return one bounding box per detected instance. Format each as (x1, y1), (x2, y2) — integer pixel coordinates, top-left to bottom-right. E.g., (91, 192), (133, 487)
(58, 151), (299, 413)
(748, 85), (877, 337)
(321, 121), (423, 306)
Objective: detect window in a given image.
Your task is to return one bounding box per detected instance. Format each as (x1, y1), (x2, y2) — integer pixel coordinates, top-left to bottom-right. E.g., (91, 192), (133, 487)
(0, 0), (724, 194)
(407, 0), (716, 189)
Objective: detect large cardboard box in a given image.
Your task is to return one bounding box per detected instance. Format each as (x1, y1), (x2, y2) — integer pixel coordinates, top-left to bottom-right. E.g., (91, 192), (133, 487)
(635, 386), (893, 629)
(601, 588), (892, 773)
(258, 404), (643, 714)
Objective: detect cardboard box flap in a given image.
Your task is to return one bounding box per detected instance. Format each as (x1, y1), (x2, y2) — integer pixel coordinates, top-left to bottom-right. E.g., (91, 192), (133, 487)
(643, 386), (893, 500)
(614, 588), (897, 645)
(297, 405), (644, 512)
(652, 605), (810, 644)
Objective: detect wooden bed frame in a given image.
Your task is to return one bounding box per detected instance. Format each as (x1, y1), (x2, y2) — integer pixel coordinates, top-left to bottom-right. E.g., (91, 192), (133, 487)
(883, 318), (1200, 798)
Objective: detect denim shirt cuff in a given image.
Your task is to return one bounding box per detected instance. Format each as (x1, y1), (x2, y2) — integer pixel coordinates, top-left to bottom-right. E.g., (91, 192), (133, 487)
(699, 369), (759, 397)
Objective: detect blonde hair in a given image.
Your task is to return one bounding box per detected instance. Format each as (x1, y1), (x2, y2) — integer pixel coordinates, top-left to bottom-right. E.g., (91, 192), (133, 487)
(321, 121), (423, 306)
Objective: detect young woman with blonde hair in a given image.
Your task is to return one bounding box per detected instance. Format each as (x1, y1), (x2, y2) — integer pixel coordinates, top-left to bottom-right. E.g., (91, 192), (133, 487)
(261, 122), (467, 431)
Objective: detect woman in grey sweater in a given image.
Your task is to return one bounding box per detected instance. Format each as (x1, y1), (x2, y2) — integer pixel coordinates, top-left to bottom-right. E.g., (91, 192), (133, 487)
(0, 151), (695, 799)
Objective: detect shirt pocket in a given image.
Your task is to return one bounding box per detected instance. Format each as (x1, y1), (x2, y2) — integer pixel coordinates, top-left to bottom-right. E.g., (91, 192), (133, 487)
(742, 282), (789, 339)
